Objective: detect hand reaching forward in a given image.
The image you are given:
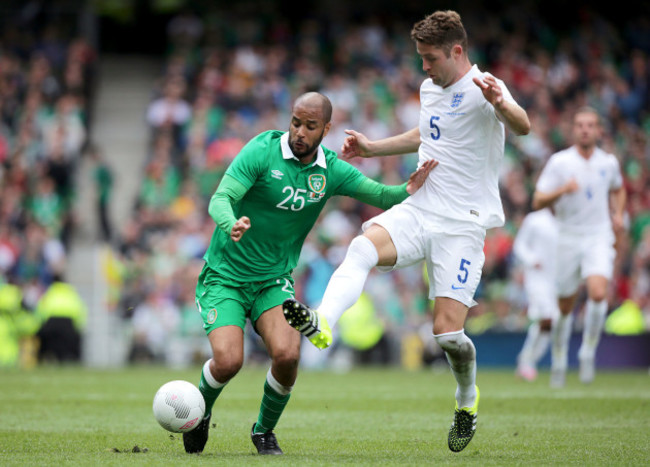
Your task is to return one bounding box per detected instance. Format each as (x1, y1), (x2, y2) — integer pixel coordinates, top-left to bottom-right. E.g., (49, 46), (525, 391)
(230, 216), (251, 242)
(341, 129), (371, 160)
(406, 159), (438, 195)
(473, 74), (504, 108)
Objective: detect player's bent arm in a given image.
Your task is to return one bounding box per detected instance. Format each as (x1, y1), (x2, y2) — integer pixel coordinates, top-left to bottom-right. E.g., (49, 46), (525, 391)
(208, 174), (249, 234)
(532, 179), (577, 211)
(366, 127), (421, 156)
(532, 189), (560, 211)
(494, 100), (530, 136)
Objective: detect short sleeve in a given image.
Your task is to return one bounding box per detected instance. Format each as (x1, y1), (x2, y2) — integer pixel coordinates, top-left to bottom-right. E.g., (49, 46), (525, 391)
(224, 133), (268, 189)
(610, 156), (623, 190)
(480, 72), (516, 117)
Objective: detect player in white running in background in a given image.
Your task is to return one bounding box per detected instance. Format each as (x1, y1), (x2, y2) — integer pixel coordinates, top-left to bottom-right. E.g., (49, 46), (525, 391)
(284, 10), (530, 453)
(512, 207), (559, 382)
(533, 106), (626, 387)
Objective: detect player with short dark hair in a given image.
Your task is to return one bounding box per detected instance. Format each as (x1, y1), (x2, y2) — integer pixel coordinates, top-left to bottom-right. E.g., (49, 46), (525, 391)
(533, 106), (626, 387)
(283, 11), (530, 453)
(183, 91), (436, 455)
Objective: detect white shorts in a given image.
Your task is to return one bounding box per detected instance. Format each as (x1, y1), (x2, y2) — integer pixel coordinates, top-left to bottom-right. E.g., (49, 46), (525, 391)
(524, 272), (559, 321)
(362, 203), (486, 308)
(556, 231), (616, 298)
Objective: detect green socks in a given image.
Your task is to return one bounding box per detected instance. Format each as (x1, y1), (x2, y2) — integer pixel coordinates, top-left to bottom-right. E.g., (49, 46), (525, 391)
(198, 361), (292, 431)
(198, 360), (227, 418)
(253, 370), (292, 433)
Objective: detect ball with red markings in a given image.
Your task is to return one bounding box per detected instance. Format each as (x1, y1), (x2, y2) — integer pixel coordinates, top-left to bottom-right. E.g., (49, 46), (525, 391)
(152, 380), (205, 433)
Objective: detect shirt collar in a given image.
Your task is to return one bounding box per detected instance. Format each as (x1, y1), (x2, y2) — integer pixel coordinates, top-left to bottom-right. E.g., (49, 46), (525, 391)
(281, 132), (327, 168)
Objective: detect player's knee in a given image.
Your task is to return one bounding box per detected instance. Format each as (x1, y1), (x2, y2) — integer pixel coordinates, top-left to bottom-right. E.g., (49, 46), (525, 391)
(346, 235), (379, 267)
(588, 290), (607, 303)
(558, 297), (575, 315)
(539, 319), (553, 332)
(271, 345), (300, 372)
(211, 355), (243, 381)
(269, 340), (300, 371)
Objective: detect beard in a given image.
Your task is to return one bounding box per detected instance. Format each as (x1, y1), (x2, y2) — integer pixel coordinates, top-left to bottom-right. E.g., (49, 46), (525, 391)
(289, 130), (324, 160)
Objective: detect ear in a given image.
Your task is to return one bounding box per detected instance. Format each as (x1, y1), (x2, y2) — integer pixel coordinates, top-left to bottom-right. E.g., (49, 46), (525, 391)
(452, 44), (463, 59)
(323, 121), (332, 137)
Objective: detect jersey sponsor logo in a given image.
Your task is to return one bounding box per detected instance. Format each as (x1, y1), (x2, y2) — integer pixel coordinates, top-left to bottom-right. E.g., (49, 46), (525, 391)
(451, 92), (465, 109)
(271, 169), (284, 180)
(308, 174), (326, 193)
(207, 308), (217, 324)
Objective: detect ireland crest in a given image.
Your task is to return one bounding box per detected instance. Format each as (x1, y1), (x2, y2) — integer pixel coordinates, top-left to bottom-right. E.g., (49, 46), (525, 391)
(308, 174), (326, 193)
(207, 308), (217, 324)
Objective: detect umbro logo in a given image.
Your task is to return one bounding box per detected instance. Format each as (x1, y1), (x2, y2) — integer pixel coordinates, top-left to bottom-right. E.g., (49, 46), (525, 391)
(271, 170), (284, 180)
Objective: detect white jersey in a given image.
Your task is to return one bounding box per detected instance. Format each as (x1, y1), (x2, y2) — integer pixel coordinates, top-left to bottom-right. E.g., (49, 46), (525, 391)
(405, 64), (516, 229)
(512, 208), (559, 320)
(535, 145), (623, 235)
(513, 208), (558, 282)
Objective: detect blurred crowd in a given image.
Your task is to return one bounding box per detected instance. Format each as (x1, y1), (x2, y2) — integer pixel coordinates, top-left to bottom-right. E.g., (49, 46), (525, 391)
(0, 7), (96, 366)
(1, 3), (649, 367)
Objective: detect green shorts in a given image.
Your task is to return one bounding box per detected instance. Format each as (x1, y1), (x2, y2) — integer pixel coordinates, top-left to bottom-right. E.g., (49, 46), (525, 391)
(195, 264), (295, 335)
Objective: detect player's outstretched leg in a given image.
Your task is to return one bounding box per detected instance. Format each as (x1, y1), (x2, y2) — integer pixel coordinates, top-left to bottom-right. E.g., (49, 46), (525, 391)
(183, 414), (211, 454)
(448, 386), (479, 453)
(251, 423), (283, 455)
(282, 298), (332, 349)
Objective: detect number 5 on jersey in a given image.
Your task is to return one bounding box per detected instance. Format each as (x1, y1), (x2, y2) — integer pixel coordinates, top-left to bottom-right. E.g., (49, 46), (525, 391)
(430, 116), (441, 140)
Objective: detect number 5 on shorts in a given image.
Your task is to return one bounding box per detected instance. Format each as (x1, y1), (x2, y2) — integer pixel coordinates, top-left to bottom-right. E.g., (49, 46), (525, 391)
(457, 258), (471, 284)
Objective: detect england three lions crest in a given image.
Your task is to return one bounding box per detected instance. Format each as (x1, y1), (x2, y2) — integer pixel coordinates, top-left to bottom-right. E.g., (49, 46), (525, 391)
(451, 92), (465, 109)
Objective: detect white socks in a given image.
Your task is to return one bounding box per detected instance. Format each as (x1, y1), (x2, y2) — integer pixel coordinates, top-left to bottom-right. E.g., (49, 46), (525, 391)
(578, 299), (607, 361)
(533, 330), (551, 363)
(318, 235), (378, 328)
(434, 330), (477, 409)
(266, 368), (292, 396)
(203, 359), (228, 389)
(551, 314), (573, 372)
(518, 322), (551, 369)
(551, 299), (608, 372)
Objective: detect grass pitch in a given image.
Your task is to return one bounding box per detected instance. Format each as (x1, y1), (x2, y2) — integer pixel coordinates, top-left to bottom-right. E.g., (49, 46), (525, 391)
(1, 364), (648, 465)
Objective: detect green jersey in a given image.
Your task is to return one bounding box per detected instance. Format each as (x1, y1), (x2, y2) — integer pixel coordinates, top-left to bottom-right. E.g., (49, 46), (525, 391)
(203, 130), (409, 282)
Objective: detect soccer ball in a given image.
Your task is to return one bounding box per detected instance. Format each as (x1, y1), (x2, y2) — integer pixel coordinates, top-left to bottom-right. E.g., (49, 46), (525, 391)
(152, 380), (206, 433)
